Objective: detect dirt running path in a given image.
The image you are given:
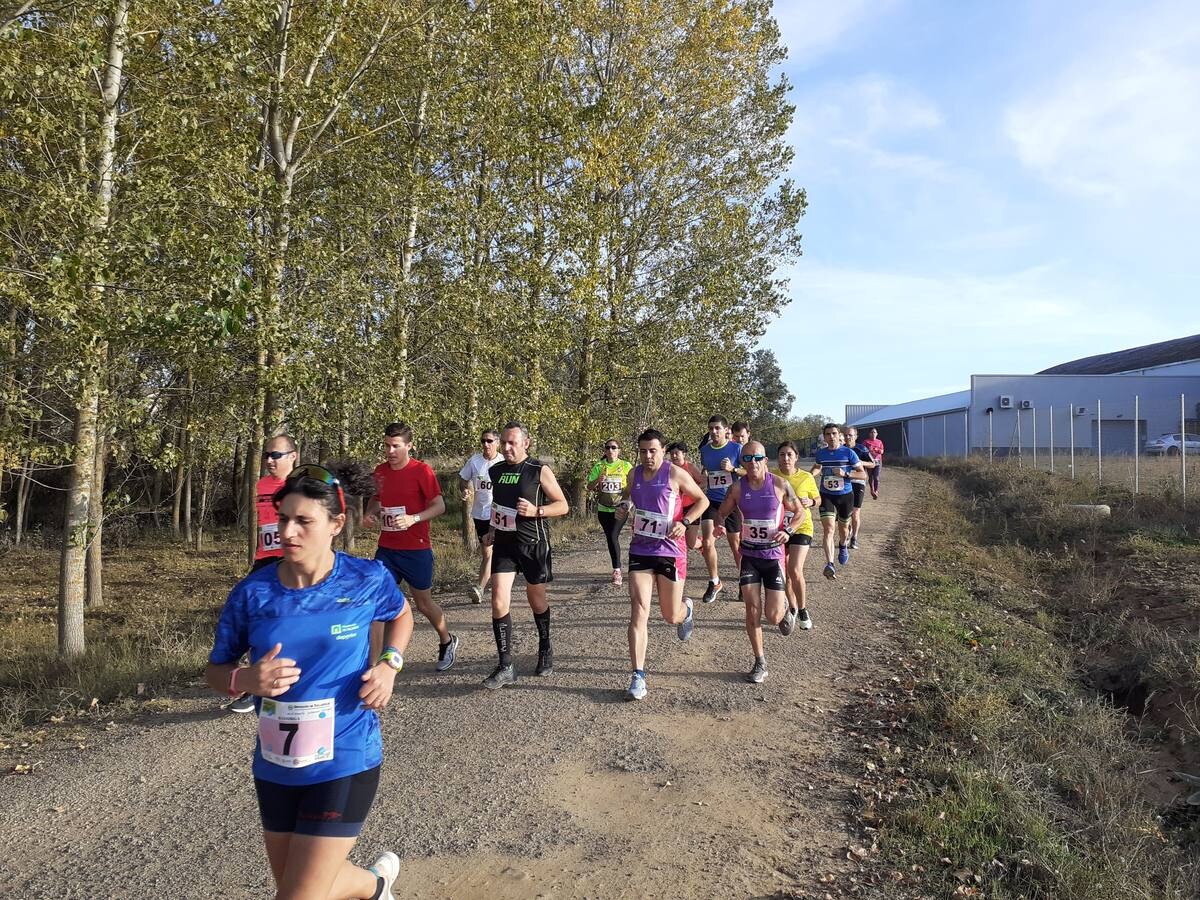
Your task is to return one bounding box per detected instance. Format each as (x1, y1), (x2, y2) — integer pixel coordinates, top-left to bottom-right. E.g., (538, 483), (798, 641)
(0, 470), (913, 900)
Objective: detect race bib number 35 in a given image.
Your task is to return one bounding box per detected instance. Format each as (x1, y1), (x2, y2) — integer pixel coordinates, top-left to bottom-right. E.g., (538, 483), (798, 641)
(258, 698), (335, 769)
(632, 508), (672, 539)
(380, 506), (407, 531)
(258, 522), (280, 553)
(706, 471), (732, 491)
(491, 504), (518, 531)
(743, 517), (778, 545)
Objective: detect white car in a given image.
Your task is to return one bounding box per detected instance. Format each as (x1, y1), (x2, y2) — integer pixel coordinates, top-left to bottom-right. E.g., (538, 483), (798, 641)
(1144, 433), (1200, 456)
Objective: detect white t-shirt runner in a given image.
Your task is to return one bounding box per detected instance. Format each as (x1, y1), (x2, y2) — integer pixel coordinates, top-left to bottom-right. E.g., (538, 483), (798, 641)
(459, 452), (499, 521)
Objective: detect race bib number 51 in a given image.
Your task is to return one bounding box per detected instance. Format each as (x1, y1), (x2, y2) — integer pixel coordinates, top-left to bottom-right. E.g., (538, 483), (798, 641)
(491, 504), (518, 531)
(258, 698), (334, 769)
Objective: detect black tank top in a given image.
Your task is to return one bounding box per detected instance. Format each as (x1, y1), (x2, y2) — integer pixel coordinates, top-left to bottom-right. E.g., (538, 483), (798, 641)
(488, 458), (549, 544)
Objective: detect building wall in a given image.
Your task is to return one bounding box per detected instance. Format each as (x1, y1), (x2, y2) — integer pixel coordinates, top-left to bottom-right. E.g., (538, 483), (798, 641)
(969, 374), (1200, 454)
(901, 411), (969, 457)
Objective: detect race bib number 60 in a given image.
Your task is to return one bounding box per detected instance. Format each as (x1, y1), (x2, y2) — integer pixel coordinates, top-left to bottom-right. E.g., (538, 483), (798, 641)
(258, 698), (334, 769)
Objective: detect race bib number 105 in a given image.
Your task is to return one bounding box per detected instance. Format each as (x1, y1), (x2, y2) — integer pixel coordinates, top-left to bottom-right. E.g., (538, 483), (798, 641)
(258, 522), (280, 553)
(380, 506), (407, 531)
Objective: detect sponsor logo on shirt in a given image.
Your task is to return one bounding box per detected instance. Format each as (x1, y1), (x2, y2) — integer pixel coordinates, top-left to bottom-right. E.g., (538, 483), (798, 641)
(498, 473), (520, 484)
(330, 622), (361, 640)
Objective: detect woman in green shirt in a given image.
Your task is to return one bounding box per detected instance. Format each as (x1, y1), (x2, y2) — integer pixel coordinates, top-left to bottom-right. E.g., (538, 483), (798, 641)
(587, 438), (633, 585)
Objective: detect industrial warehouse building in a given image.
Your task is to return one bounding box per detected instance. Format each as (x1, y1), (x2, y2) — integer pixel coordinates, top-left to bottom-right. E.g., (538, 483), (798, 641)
(845, 334), (1200, 458)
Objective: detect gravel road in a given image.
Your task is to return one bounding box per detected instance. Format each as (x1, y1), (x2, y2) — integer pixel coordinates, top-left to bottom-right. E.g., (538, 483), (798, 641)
(0, 470), (913, 900)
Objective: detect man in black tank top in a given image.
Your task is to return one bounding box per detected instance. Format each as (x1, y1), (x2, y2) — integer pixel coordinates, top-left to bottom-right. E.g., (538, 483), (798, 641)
(482, 422), (570, 689)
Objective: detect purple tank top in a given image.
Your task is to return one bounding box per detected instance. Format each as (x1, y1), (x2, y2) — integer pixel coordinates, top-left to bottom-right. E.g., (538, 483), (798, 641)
(628, 462), (683, 559)
(738, 473), (783, 560)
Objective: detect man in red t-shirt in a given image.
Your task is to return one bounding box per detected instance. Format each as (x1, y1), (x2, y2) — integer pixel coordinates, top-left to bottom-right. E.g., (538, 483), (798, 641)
(229, 432), (298, 713)
(364, 421), (458, 671)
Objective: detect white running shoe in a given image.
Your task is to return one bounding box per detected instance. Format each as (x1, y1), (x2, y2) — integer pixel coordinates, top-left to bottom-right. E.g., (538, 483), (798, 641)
(677, 598), (695, 642)
(468, 585), (483, 604)
(369, 851), (400, 900)
(626, 672), (647, 701)
(798, 609), (813, 630)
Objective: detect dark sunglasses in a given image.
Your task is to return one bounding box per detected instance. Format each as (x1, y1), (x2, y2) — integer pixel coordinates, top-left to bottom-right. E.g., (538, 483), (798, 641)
(262, 450), (294, 460)
(481, 438), (497, 444)
(286, 464), (346, 513)
(605, 445), (620, 450)
(741, 453), (766, 462)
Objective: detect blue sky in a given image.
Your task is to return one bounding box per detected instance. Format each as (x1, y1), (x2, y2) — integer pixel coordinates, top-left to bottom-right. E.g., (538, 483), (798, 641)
(766, 0), (1200, 420)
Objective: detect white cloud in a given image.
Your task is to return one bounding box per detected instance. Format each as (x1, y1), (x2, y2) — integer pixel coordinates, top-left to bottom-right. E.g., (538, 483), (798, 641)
(1004, 8), (1200, 201)
(773, 0), (901, 68)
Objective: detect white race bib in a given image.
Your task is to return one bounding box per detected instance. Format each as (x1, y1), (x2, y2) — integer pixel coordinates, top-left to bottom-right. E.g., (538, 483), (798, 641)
(258, 697), (334, 769)
(474, 475), (492, 493)
(632, 508), (672, 539)
(781, 510), (796, 528)
(822, 475), (845, 492)
(380, 505), (407, 531)
(599, 476), (623, 495)
(257, 522), (280, 553)
(491, 504), (518, 532)
(706, 471), (733, 491)
(743, 516), (778, 545)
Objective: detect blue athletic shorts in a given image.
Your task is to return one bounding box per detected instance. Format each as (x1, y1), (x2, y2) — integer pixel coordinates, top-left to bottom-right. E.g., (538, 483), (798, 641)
(375, 547), (434, 591)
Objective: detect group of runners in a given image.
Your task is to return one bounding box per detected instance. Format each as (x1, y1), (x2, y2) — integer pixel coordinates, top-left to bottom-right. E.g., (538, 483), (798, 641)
(206, 416), (885, 899)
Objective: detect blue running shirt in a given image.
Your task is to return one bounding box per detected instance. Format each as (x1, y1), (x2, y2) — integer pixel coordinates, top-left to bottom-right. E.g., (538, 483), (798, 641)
(210, 552), (407, 785)
(814, 446), (862, 496)
(698, 441), (743, 502)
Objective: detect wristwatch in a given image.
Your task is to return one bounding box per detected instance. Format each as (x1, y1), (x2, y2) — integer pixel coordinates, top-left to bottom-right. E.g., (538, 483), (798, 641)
(681, 517), (692, 527)
(378, 647), (404, 672)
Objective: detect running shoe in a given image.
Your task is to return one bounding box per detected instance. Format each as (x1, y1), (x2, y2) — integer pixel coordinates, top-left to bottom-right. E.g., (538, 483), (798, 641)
(435, 634), (460, 672)
(779, 607), (796, 636)
(483, 662), (517, 689)
(870, 489), (878, 500)
(535, 646), (554, 677)
(228, 693), (255, 714)
(612, 568), (622, 586)
(468, 585), (483, 604)
(823, 562), (837, 581)
(701, 580), (722, 604)
(849, 536), (859, 550)
(798, 608), (813, 630)
(677, 598), (695, 642)
(626, 672), (647, 701)
(368, 851), (400, 900)
(748, 657), (768, 684)
(837, 545), (849, 566)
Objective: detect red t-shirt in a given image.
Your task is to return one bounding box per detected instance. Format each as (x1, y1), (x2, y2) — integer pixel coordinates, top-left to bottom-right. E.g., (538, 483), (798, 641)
(862, 438), (884, 462)
(373, 460), (441, 551)
(254, 475), (285, 560)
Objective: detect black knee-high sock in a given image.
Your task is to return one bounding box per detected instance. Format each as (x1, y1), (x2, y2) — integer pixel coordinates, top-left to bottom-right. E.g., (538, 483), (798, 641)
(492, 613), (513, 665)
(534, 608), (551, 650)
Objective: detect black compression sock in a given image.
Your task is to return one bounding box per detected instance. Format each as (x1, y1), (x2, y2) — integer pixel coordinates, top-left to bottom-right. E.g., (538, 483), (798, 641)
(492, 613), (513, 666)
(534, 608), (551, 645)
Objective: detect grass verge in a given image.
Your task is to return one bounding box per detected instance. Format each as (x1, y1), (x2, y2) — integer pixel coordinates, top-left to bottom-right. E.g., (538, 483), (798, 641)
(856, 460), (1200, 898)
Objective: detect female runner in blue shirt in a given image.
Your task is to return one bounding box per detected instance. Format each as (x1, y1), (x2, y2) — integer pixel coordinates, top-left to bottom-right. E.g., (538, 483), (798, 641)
(206, 463), (413, 900)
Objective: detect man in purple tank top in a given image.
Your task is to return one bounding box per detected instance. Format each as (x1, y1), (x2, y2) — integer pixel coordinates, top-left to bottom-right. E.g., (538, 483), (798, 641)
(614, 428), (708, 701)
(714, 441), (800, 684)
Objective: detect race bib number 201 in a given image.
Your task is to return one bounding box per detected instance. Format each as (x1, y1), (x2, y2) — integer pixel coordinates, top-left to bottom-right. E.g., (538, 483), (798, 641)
(258, 698), (334, 769)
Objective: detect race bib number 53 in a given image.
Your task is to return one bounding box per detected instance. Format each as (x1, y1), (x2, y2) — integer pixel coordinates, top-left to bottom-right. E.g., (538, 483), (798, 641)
(258, 698), (334, 769)
(822, 475), (845, 492)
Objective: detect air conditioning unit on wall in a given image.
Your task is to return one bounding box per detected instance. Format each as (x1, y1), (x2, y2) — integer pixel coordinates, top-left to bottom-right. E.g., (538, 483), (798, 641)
(1019, 400), (1033, 409)
(998, 395), (1013, 409)
(1074, 405), (1088, 416)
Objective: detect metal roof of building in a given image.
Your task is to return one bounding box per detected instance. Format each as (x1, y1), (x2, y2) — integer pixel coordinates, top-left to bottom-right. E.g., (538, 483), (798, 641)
(847, 390), (971, 427)
(1039, 333), (1200, 375)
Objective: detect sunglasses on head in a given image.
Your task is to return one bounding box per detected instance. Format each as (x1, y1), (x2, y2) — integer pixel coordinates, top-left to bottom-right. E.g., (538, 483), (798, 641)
(286, 464), (346, 513)
(741, 453), (766, 463)
(263, 450), (294, 460)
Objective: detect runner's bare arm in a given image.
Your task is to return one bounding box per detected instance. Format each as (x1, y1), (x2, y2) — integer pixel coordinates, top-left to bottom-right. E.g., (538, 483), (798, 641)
(519, 464), (569, 518)
(397, 493), (445, 529)
(360, 604), (414, 710)
(614, 469), (635, 524)
(459, 476), (471, 502)
(713, 482), (740, 536)
(673, 466), (709, 521)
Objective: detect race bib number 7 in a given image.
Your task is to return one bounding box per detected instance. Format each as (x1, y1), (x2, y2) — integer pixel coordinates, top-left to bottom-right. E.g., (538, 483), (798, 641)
(632, 508), (672, 539)
(491, 504), (518, 531)
(258, 698), (334, 769)
(258, 522), (280, 553)
(706, 471), (733, 491)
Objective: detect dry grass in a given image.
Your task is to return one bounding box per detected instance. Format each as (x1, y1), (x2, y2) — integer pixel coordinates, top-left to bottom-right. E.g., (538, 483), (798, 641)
(871, 461), (1200, 898)
(0, 492), (599, 735)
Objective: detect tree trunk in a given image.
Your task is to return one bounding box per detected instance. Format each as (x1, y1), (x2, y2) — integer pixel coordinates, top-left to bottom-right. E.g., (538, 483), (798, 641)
(85, 430), (105, 609)
(195, 462), (210, 551)
(171, 427), (184, 535)
(231, 431), (243, 527)
(182, 453), (193, 545)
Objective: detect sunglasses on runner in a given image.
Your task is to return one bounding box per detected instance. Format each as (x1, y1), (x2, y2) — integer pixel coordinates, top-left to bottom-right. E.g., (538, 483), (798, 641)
(286, 464), (346, 513)
(741, 453), (766, 462)
(605, 445), (620, 450)
(481, 438), (496, 444)
(262, 450), (294, 460)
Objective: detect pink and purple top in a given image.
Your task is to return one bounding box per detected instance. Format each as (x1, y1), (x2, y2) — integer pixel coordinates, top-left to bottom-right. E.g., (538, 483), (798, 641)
(628, 461), (684, 560)
(737, 473), (784, 561)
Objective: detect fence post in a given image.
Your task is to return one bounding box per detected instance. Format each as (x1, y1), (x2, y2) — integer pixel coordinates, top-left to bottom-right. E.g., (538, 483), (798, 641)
(1049, 405), (1055, 473)
(1097, 398), (1102, 486)
(1032, 408), (1037, 469)
(1016, 407), (1022, 467)
(1134, 394), (1139, 495)
(1182, 393), (1188, 502)
(1069, 406), (1075, 480)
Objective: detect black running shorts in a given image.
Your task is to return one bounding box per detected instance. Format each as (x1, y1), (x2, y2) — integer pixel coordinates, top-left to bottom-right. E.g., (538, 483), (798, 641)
(256, 766), (380, 838)
(851, 482), (865, 509)
(738, 555), (786, 591)
(628, 552), (682, 582)
(473, 517), (491, 540)
(701, 504), (742, 533)
(786, 532), (813, 547)
(819, 492), (854, 523)
(492, 539), (553, 584)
